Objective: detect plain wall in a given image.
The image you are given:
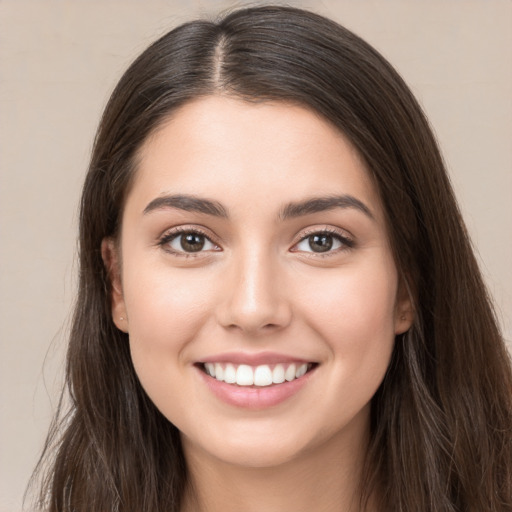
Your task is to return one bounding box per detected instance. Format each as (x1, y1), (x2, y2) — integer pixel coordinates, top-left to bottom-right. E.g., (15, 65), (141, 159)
(1, 1), (511, 510)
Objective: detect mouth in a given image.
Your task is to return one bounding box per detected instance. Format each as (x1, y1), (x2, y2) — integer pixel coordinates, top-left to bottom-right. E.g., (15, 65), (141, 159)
(197, 361), (318, 387)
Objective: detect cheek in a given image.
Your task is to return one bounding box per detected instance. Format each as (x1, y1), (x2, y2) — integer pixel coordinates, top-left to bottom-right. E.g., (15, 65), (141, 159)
(124, 264), (213, 333)
(302, 262), (397, 328)
(296, 260), (398, 371)
(121, 265), (216, 378)
(121, 267), (218, 419)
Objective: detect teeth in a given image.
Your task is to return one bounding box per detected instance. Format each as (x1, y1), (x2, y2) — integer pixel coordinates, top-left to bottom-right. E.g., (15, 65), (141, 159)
(272, 364), (285, 384)
(205, 363), (215, 376)
(236, 364), (254, 386)
(285, 364), (296, 382)
(296, 363), (307, 378)
(254, 365), (273, 386)
(203, 362), (312, 387)
(214, 363), (224, 381)
(224, 363), (236, 384)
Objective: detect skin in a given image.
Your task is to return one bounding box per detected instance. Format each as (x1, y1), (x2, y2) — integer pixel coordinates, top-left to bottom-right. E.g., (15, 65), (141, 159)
(103, 96), (413, 511)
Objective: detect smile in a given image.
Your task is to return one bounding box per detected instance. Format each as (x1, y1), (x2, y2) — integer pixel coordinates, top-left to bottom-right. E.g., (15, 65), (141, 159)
(202, 362), (315, 387)
(196, 353), (319, 408)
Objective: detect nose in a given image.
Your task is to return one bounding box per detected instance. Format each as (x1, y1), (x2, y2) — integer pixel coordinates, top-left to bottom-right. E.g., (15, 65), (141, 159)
(216, 249), (292, 335)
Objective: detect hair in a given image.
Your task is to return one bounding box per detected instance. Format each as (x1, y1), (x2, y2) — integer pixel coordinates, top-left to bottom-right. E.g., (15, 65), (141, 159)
(31, 5), (512, 512)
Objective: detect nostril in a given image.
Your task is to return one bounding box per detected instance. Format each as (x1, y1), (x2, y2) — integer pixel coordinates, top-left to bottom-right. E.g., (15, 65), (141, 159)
(218, 301), (293, 334)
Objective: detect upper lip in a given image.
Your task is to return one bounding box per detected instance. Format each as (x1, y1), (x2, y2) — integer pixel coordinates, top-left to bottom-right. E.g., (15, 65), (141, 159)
(199, 351), (316, 366)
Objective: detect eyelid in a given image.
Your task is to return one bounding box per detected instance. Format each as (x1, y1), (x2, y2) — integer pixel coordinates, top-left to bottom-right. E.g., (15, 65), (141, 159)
(156, 224), (354, 257)
(290, 226), (355, 255)
(157, 225), (222, 256)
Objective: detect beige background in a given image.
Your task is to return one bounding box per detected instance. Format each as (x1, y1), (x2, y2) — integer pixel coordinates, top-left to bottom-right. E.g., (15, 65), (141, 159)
(1, 1), (511, 510)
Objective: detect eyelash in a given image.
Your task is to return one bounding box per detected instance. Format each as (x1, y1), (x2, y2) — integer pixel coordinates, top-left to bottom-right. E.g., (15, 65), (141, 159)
(157, 226), (354, 257)
(158, 226), (220, 258)
(291, 227), (355, 257)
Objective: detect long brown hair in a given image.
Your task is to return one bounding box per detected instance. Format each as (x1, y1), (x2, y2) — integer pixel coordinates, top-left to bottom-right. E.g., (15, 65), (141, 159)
(32, 5), (512, 511)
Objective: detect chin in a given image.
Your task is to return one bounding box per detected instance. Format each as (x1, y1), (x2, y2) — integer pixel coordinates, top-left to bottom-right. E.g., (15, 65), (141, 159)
(209, 442), (307, 469)
(182, 413), (358, 471)
(181, 421), (316, 469)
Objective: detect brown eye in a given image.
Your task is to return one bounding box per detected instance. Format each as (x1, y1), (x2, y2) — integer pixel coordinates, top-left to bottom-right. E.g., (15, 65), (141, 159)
(180, 233), (205, 252)
(308, 234), (333, 253)
(163, 231), (218, 254)
(293, 230), (352, 254)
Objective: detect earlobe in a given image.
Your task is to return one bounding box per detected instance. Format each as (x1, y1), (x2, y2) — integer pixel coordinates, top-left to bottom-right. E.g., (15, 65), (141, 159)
(101, 237), (128, 333)
(394, 280), (415, 335)
(395, 308), (414, 335)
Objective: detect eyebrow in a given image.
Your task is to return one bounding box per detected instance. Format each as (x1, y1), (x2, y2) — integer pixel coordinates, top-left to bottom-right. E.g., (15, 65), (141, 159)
(143, 193), (373, 221)
(143, 194), (228, 217)
(279, 195), (374, 221)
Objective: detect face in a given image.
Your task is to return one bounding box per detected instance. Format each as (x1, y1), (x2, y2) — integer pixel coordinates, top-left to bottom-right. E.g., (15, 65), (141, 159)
(104, 96), (412, 470)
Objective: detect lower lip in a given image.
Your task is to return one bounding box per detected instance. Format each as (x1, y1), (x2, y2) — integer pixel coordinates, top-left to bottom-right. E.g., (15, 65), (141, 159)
(196, 365), (316, 409)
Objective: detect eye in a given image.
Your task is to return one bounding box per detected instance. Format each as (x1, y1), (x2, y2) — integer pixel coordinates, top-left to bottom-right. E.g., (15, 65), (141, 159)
(293, 230), (353, 254)
(160, 229), (219, 254)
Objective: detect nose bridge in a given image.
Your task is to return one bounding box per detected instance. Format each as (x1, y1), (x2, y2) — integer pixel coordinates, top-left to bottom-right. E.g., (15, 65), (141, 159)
(217, 243), (291, 333)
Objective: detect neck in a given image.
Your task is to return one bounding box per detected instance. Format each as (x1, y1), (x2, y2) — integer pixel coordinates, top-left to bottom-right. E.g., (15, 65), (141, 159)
(180, 416), (375, 512)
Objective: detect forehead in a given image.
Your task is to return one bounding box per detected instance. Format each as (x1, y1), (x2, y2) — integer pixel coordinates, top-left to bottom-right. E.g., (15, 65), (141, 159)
(128, 95), (384, 221)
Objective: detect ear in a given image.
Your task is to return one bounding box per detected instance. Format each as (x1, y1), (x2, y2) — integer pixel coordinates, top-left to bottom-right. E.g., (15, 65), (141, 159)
(101, 237), (128, 333)
(394, 279), (414, 335)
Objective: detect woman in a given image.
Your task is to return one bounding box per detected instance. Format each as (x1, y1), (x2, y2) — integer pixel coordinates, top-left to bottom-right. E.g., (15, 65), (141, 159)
(33, 5), (512, 511)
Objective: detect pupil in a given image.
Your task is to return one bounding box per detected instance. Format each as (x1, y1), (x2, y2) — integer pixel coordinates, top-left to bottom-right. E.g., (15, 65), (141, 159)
(181, 233), (205, 252)
(309, 234), (332, 253)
